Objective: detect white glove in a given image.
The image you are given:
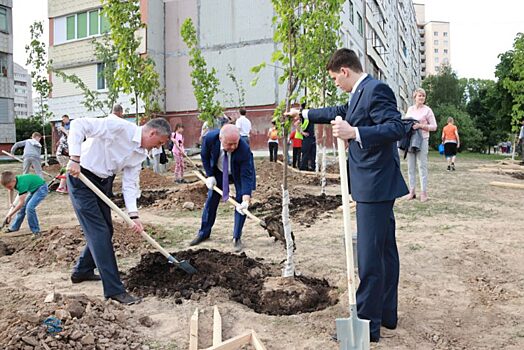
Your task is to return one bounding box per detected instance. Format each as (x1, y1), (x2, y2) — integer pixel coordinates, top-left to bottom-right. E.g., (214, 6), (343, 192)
(235, 201), (249, 215)
(205, 176), (217, 190)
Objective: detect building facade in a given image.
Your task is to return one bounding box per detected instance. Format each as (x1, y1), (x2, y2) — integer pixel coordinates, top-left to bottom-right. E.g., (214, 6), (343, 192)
(414, 3), (451, 78)
(47, 0), (422, 149)
(47, 0), (165, 122)
(14, 62), (32, 118)
(0, 0), (14, 152)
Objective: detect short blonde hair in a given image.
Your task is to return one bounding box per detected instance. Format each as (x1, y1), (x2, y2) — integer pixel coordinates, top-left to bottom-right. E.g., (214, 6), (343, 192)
(447, 117), (454, 124)
(1, 171), (16, 186)
(413, 88), (426, 99)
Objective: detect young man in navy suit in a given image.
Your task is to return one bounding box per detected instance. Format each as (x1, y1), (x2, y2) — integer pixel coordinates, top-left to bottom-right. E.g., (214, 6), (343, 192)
(190, 124), (256, 252)
(287, 48), (408, 342)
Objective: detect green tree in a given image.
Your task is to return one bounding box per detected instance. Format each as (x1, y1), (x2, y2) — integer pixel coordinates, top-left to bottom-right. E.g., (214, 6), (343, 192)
(422, 65), (465, 108)
(102, 0), (161, 123)
(180, 18), (223, 126)
(500, 33), (524, 159)
(53, 34), (119, 116)
(13, 117), (52, 156)
(25, 21), (52, 163)
(430, 104), (483, 151)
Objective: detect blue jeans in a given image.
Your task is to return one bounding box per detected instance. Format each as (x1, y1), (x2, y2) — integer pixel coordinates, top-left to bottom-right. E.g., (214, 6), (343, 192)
(10, 184), (48, 233)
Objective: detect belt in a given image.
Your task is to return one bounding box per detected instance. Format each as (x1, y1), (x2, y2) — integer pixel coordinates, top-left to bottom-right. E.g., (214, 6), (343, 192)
(81, 167), (110, 183)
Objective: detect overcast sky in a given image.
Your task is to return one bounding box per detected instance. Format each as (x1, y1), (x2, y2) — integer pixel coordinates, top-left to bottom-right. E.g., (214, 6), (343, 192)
(12, 0), (524, 81)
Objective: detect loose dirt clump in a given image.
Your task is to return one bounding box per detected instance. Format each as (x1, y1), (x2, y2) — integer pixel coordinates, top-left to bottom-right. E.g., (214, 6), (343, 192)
(510, 171), (524, 180)
(9, 222), (161, 268)
(0, 288), (145, 350)
(125, 249), (337, 316)
(0, 240), (15, 257)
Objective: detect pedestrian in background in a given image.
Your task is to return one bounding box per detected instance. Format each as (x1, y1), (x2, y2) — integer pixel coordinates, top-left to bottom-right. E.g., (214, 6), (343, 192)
(404, 88), (437, 202)
(267, 121), (279, 162)
(10, 132), (43, 179)
(172, 124), (186, 183)
(236, 108), (252, 145)
(442, 117), (460, 171)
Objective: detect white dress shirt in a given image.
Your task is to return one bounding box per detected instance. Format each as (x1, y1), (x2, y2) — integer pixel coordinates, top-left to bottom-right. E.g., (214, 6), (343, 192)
(68, 117), (148, 213)
(217, 146), (232, 173)
(235, 115), (252, 137)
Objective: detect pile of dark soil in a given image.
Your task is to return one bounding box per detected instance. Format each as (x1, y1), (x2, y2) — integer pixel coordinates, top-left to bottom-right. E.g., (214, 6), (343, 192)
(9, 222), (161, 268)
(112, 189), (170, 208)
(0, 288), (145, 350)
(510, 172), (524, 180)
(251, 193), (342, 235)
(0, 239), (15, 257)
(125, 249), (337, 316)
(42, 164), (62, 174)
(139, 168), (174, 189)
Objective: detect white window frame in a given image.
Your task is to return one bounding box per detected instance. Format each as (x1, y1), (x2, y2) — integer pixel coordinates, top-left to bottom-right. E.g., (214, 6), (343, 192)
(54, 8), (107, 46)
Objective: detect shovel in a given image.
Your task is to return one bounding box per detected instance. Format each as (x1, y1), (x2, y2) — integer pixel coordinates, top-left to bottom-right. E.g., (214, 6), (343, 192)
(192, 170), (267, 228)
(2, 150), (54, 179)
(1, 195), (19, 230)
(335, 116), (370, 349)
(78, 173), (197, 274)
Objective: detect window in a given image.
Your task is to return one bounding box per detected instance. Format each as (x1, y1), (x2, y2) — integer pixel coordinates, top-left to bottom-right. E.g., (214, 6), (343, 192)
(77, 12), (87, 38)
(444, 49), (448, 54)
(434, 49), (438, 54)
(56, 9), (110, 44)
(0, 98), (9, 122)
(0, 53), (8, 77)
(0, 6), (8, 33)
(66, 15), (75, 40)
(357, 13), (363, 35)
(443, 32), (448, 37)
(349, 1), (354, 24)
(435, 66), (440, 72)
(444, 40), (448, 46)
(434, 31), (438, 36)
(89, 11), (99, 36)
(97, 63), (105, 90)
(434, 57), (439, 64)
(434, 40), (439, 45)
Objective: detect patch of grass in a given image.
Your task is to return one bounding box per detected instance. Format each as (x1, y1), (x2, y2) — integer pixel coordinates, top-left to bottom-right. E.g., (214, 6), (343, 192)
(407, 243), (423, 251)
(147, 340), (179, 350)
(149, 225), (195, 246)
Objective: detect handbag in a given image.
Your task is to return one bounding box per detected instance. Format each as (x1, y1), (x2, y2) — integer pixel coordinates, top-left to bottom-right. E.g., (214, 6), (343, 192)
(438, 143), (445, 155)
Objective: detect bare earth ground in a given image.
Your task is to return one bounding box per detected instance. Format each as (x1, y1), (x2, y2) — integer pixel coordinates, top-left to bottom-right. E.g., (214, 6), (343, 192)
(0, 153), (523, 349)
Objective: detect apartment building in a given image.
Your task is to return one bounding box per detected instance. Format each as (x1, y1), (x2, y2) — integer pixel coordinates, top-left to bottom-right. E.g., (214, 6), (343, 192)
(414, 3), (451, 78)
(14, 62), (32, 118)
(47, 0), (421, 149)
(47, 0), (165, 122)
(0, 0), (14, 152)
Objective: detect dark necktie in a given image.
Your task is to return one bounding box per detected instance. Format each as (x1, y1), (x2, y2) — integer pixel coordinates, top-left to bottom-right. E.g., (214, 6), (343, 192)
(222, 151), (229, 201)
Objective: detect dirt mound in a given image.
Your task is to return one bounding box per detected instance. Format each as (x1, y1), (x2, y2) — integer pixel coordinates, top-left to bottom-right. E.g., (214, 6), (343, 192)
(112, 189), (170, 208)
(0, 239), (15, 257)
(139, 168), (174, 189)
(152, 182), (209, 210)
(13, 222), (160, 268)
(0, 288), (145, 349)
(510, 171), (524, 180)
(42, 164), (62, 174)
(125, 249), (337, 316)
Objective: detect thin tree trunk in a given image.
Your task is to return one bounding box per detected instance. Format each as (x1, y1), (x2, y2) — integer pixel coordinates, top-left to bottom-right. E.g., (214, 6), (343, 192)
(40, 96), (48, 166)
(135, 92), (139, 125)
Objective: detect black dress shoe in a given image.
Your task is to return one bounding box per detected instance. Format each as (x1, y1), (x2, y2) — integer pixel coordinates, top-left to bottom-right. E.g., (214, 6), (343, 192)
(382, 322), (397, 330)
(71, 273), (102, 284)
(107, 292), (142, 305)
(189, 235), (209, 246)
(370, 334), (380, 342)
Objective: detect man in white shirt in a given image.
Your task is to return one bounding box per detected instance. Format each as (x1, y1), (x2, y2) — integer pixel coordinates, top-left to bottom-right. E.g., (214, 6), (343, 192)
(67, 117), (171, 305)
(235, 108), (252, 145)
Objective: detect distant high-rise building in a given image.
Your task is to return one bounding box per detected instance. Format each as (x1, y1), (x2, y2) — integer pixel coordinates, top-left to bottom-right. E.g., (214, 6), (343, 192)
(14, 62), (33, 119)
(414, 3), (451, 79)
(0, 0), (15, 152)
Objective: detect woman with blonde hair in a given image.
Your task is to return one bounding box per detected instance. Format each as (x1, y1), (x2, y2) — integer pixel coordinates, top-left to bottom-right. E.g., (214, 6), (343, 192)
(405, 88), (437, 202)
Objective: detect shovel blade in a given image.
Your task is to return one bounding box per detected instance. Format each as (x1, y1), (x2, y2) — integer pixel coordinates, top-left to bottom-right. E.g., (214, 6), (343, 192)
(336, 317), (370, 350)
(167, 256), (197, 274)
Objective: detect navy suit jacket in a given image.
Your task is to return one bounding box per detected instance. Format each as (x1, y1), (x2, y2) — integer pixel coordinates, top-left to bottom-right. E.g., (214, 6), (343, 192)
(201, 129), (256, 196)
(308, 75), (408, 202)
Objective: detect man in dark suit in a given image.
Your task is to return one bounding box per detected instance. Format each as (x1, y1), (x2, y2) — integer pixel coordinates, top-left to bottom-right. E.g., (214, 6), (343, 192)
(287, 48), (408, 342)
(189, 124), (256, 252)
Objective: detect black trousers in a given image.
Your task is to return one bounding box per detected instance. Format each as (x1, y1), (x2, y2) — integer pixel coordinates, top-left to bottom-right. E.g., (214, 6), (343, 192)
(292, 147), (302, 168)
(300, 138), (316, 170)
(268, 142), (278, 162)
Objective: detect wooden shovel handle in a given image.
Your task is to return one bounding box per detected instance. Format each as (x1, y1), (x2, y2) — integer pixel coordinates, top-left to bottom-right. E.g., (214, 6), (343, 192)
(77, 173), (178, 263)
(192, 170), (262, 223)
(335, 116), (357, 305)
(2, 150), (54, 178)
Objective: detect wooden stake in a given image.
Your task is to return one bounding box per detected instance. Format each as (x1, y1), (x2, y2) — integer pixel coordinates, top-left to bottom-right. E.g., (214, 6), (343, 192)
(489, 181), (524, 190)
(212, 306), (222, 346)
(205, 331), (252, 350)
(189, 308), (199, 350)
(251, 331), (267, 350)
